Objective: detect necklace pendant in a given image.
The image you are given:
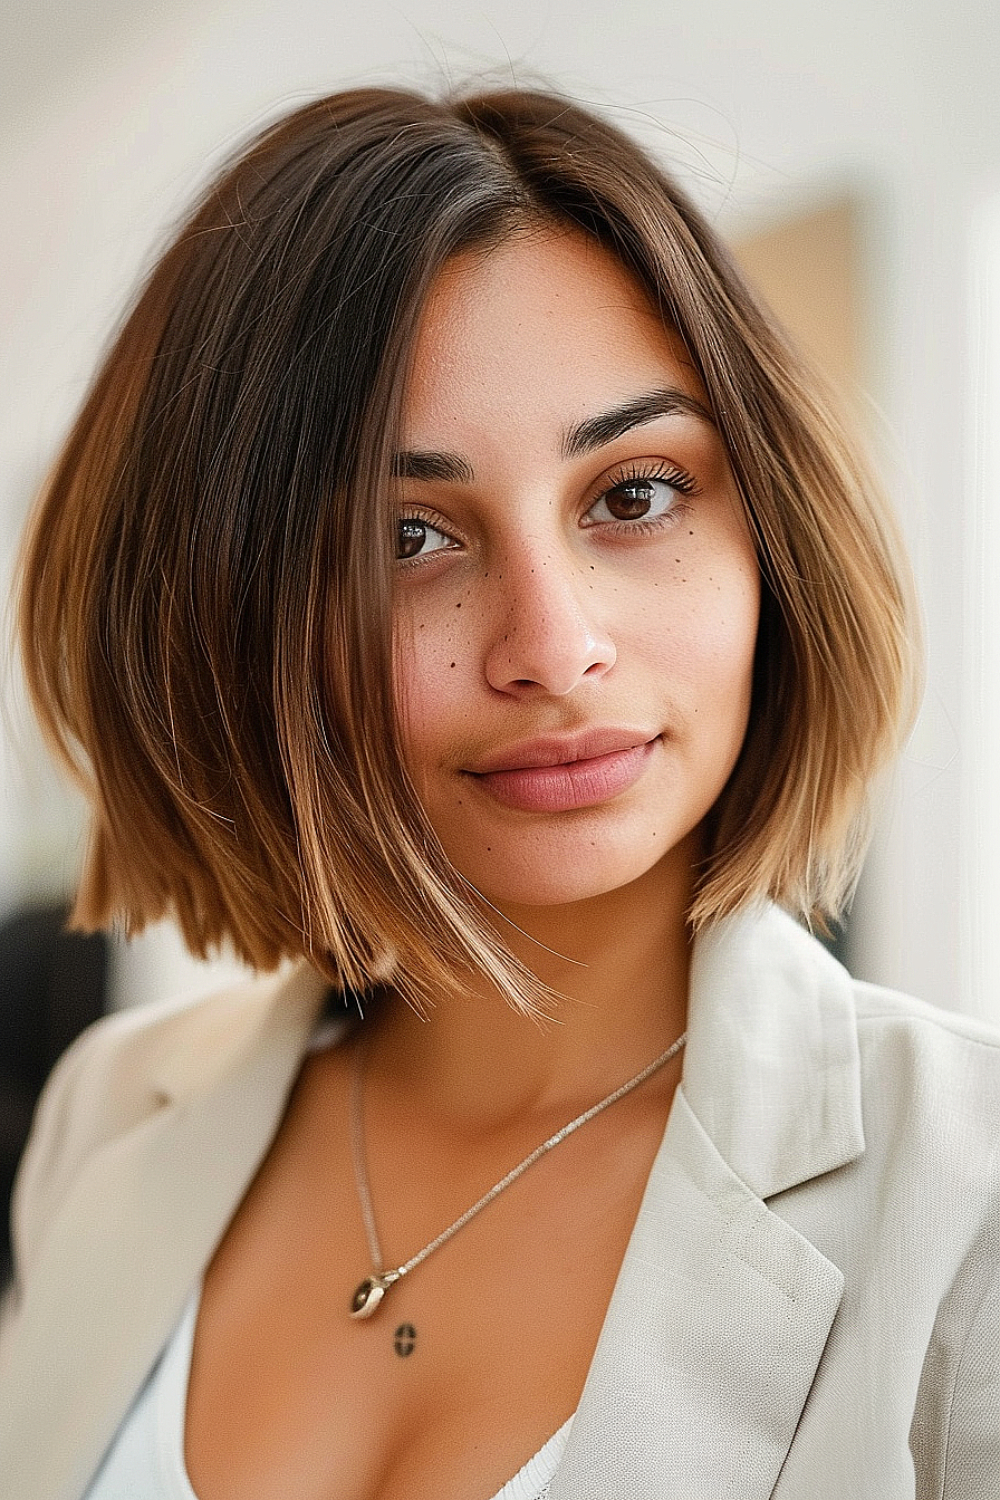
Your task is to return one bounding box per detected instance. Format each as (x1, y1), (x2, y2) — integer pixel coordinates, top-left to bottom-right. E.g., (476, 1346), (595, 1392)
(350, 1271), (399, 1320)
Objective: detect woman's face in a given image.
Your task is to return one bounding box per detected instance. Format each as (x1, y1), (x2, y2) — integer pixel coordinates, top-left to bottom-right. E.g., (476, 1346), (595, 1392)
(393, 226), (760, 910)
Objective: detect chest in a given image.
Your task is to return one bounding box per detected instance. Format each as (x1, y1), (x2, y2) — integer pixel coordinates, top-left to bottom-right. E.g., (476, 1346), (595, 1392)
(182, 1046), (676, 1500)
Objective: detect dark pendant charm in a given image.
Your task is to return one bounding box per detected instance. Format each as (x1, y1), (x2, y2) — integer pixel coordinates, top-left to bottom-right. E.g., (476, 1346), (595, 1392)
(351, 1276), (388, 1318)
(394, 1322), (417, 1357)
(350, 1270), (400, 1319)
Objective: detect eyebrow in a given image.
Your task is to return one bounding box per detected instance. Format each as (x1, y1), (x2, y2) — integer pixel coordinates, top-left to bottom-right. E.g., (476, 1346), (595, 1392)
(391, 385), (715, 485)
(391, 449), (475, 484)
(562, 386), (715, 459)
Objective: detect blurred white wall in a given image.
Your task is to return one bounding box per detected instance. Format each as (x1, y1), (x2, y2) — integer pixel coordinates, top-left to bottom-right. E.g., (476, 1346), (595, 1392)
(2, 0), (998, 1016)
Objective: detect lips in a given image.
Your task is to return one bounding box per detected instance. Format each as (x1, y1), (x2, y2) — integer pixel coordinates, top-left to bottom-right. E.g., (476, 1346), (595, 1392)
(465, 730), (659, 814)
(467, 728), (657, 775)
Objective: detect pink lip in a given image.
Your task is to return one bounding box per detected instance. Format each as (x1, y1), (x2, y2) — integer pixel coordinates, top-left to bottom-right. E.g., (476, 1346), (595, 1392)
(469, 728), (657, 774)
(466, 731), (659, 813)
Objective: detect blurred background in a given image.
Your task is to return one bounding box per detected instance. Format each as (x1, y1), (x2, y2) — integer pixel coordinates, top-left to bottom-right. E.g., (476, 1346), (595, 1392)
(2, 0), (999, 1051)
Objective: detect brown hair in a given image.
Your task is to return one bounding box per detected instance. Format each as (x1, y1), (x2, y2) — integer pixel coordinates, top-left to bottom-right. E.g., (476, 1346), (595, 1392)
(17, 85), (915, 1012)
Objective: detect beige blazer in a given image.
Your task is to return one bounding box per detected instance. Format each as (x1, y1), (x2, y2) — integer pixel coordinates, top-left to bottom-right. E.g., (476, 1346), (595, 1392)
(1, 904), (998, 1499)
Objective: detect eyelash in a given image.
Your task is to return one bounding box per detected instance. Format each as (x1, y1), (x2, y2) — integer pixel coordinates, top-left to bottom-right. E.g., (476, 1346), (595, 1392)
(584, 460), (698, 537)
(395, 458), (699, 566)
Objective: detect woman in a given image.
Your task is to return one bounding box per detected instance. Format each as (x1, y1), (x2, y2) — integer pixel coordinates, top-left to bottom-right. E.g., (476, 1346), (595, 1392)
(2, 85), (997, 1499)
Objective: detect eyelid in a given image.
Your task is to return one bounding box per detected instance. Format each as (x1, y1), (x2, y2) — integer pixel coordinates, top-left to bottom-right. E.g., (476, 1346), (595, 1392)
(591, 456), (700, 500)
(396, 498), (458, 531)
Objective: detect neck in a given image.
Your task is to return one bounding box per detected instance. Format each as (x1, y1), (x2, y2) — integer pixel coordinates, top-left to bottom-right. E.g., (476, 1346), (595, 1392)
(366, 844), (694, 1131)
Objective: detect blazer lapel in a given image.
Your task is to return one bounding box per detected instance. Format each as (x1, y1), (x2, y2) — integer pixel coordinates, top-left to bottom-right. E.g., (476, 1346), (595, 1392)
(549, 905), (864, 1500)
(0, 963), (328, 1500)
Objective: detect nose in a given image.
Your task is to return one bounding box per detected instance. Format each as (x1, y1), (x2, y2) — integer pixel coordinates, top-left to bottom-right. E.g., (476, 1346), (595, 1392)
(483, 537), (616, 697)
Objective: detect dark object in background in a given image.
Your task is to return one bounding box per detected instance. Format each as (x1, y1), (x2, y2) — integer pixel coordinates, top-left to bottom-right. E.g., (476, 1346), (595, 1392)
(0, 904), (109, 1288)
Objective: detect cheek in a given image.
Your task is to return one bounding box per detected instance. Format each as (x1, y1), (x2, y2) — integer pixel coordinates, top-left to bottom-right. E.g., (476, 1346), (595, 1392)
(697, 566), (760, 694)
(392, 607), (475, 773)
(635, 556), (760, 733)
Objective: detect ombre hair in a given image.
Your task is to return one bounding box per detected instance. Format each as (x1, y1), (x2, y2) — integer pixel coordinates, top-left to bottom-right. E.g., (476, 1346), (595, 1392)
(17, 85), (916, 1013)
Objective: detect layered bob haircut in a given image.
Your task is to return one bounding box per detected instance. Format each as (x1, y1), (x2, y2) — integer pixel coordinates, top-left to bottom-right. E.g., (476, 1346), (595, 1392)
(19, 85), (915, 1013)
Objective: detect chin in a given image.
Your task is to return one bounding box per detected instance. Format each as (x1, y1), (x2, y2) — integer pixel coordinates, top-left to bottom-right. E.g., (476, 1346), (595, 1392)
(453, 828), (690, 911)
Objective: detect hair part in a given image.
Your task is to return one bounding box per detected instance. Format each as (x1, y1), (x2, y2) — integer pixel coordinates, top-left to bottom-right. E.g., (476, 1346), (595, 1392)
(18, 84), (917, 1012)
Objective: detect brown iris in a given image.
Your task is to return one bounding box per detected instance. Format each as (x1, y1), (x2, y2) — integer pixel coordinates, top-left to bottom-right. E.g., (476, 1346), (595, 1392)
(604, 479), (657, 520)
(397, 519), (427, 559)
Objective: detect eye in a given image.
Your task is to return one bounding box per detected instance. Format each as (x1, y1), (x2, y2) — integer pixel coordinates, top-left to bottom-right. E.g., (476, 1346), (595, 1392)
(584, 462), (695, 530)
(396, 516), (455, 561)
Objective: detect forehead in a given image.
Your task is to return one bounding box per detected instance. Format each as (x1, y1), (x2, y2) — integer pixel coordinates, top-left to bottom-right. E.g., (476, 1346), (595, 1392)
(401, 227), (707, 448)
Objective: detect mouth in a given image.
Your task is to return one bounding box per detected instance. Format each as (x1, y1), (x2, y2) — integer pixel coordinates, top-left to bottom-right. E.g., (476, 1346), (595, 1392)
(465, 731), (660, 814)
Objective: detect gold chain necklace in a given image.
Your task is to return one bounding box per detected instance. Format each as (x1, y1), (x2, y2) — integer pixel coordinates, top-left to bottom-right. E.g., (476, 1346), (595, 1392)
(348, 1028), (687, 1320)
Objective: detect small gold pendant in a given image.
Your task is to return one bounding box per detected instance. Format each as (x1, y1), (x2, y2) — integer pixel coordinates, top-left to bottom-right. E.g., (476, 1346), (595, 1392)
(350, 1271), (401, 1319)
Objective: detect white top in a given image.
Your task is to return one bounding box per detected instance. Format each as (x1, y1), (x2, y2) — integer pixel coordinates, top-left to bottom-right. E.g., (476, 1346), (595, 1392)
(82, 1278), (573, 1500)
